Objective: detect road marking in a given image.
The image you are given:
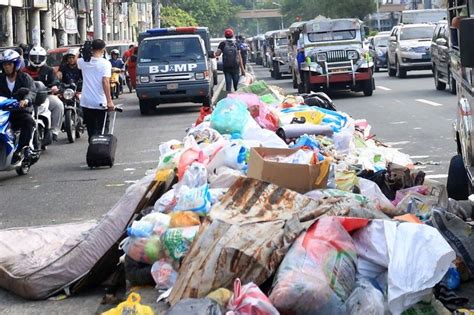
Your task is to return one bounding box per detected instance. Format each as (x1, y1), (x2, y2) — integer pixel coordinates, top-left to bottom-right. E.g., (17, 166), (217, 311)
(377, 86), (392, 91)
(415, 99), (443, 107)
(390, 121), (408, 125)
(411, 155), (430, 159)
(414, 127), (422, 130)
(385, 140), (410, 146)
(425, 174), (448, 179)
(80, 160), (158, 168)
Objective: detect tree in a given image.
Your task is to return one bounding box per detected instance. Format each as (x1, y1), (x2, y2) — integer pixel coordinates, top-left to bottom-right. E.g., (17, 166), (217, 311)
(160, 6), (198, 27)
(165, 0), (242, 36)
(281, 0), (376, 24)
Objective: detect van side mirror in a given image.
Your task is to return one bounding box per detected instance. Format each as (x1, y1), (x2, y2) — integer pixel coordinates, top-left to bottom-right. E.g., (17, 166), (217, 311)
(460, 18), (474, 68)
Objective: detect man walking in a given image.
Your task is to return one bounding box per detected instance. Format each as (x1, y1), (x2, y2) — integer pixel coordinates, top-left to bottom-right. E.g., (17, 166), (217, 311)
(77, 39), (115, 141)
(215, 28), (245, 92)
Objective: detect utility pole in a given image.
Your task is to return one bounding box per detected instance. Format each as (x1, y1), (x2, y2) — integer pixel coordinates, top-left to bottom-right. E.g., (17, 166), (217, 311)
(93, 0), (102, 39)
(152, 0), (160, 28)
(376, 0), (381, 31)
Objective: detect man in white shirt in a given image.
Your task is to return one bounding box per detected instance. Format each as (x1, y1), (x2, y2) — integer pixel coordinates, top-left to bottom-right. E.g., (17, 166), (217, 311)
(77, 39), (115, 141)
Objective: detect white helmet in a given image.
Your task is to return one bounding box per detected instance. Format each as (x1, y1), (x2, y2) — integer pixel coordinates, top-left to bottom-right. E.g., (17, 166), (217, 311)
(110, 49), (120, 56)
(29, 46), (47, 67)
(1, 49), (22, 71)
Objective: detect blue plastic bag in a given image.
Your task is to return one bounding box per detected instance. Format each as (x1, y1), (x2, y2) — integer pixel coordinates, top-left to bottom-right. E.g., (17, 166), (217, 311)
(210, 98), (250, 135)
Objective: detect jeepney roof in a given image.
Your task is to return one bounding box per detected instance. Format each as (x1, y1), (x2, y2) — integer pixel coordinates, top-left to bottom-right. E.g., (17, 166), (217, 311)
(304, 18), (362, 33)
(264, 30), (281, 38)
(289, 21), (307, 31)
(271, 29), (289, 38)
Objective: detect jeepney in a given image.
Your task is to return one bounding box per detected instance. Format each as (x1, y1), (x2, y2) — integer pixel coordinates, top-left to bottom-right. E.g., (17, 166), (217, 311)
(288, 21), (307, 90)
(267, 29), (290, 79)
(446, 0), (474, 199)
(251, 34), (265, 66)
(264, 30), (278, 68)
(299, 18), (375, 96)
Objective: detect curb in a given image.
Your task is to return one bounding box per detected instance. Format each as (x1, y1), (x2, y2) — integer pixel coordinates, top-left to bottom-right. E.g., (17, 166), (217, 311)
(212, 78), (226, 106)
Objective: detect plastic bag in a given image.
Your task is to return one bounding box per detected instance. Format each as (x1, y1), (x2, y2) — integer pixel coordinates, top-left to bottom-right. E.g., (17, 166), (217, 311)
(210, 98), (251, 135)
(358, 178), (396, 216)
(102, 293), (154, 315)
(226, 278), (279, 315)
(153, 189), (176, 213)
(122, 235), (165, 264)
(393, 186), (430, 206)
(166, 298), (223, 315)
(237, 80), (273, 96)
(207, 288), (233, 308)
(169, 211), (201, 228)
(177, 137), (209, 179)
(174, 184), (211, 215)
(229, 93), (279, 131)
(151, 259), (178, 290)
(206, 142), (248, 175)
(157, 140), (183, 170)
(269, 217), (357, 314)
(195, 106), (213, 126)
(345, 279), (386, 315)
(162, 225), (199, 261)
(335, 170), (359, 192)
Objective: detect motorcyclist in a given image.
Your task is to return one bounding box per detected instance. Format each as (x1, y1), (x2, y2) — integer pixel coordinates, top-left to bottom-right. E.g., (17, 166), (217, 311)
(22, 46), (64, 141)
(109, 49), (125, 93)
(0, 49), (37, 164)
(57, 48), (82, 87)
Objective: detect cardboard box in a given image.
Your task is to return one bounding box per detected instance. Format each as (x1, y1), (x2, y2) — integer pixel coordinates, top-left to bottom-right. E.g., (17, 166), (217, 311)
(247, 147), (329, 193)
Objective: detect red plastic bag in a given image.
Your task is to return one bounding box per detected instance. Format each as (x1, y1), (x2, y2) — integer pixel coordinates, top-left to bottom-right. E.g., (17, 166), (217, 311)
(226, 278), (279, 315)
(195, 106), (213, 126)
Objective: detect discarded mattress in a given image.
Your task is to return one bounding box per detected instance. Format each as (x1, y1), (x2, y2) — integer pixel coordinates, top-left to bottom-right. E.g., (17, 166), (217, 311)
(0, 175), (153, 300)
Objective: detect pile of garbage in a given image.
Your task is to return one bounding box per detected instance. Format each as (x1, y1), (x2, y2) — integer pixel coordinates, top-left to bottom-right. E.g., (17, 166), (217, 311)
(119, 80), (474, 314)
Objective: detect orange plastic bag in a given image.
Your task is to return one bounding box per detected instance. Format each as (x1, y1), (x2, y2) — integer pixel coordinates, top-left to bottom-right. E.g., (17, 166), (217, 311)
(169, 211), (201, 228)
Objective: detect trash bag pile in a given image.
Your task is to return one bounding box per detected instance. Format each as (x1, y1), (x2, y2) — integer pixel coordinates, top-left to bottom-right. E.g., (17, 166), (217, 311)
(121, 80), (474, 314)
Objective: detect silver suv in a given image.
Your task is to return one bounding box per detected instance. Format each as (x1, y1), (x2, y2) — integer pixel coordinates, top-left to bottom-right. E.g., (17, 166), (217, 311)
(387, 24), (436, 78)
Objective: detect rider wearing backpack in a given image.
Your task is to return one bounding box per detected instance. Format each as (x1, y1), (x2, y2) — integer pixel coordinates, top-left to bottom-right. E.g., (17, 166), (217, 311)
(215, 28), (245, 92)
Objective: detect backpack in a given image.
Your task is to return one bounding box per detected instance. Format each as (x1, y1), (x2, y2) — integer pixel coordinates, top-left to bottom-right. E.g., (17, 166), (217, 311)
(222, 41), (239, 69)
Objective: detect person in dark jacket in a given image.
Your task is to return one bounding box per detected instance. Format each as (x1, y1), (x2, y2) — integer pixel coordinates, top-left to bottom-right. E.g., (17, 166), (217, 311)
(0, 49), (36, 164)
(23, 46), (64, 141)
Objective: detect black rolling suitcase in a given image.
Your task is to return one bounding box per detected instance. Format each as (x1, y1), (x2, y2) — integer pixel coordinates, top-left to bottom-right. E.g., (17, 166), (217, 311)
(86, 111), (118, 168)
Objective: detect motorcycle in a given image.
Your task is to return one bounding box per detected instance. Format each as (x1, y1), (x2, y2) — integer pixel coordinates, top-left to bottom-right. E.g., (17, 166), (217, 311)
(110, 67), (122, 99)
(60, 82), (84, 143)
(0, 88), (43, 175)
(34, 81), (53, 150)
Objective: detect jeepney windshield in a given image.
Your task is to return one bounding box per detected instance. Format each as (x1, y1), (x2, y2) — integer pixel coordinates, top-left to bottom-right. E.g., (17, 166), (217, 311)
(275, 37), (289, 46)
(308, 30), (357, 42)
(399, 26), (435, 40)
(138, 37), (204, 63)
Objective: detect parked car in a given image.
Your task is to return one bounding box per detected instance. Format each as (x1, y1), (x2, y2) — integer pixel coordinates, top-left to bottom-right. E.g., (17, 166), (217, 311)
(369, 32), (391, 72)
(431, 20), (456, 94)
(387, 23), (436, 78)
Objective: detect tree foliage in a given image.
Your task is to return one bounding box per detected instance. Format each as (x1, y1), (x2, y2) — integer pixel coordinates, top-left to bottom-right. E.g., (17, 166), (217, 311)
(163, 0), (242, 36)
(281, 0), (376, 24)
(160, 6), (198, 27)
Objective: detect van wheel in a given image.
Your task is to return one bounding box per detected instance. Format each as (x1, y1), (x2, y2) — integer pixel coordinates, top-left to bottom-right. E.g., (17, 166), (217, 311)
(139, 100), (152, 116)
(447, 154), (470, 200)
(388, 56), (396, 77)
(434, 65), (446, 90)
(274, 62), (282, 79)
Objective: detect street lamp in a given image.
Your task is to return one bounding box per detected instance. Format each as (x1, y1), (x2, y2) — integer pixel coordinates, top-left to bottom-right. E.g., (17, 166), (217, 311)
(272, 2), (284, 29)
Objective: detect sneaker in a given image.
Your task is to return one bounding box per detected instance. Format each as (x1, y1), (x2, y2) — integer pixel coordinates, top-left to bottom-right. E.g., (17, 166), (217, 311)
(11, 150), (23, 165)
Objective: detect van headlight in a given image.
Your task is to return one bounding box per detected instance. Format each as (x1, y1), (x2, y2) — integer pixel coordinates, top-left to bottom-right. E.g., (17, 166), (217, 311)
(140, 76), (150, 83)
(347, 50), (359, 60)
(63, 88), (75, 100)
(195, 72), (205, 80)
(317, 53), (327, 62)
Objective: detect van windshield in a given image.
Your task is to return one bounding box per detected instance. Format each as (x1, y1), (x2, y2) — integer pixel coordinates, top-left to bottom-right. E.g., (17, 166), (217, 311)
(374, 36), (389, 47)
(308, 30), (357, 42)
(138, 37), (204, 62)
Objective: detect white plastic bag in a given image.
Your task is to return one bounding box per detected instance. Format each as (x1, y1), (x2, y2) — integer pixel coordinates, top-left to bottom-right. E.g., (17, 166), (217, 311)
(358, 178), (397, 216)
(153, 189), (176, 213)
(345, 279), (385, 315)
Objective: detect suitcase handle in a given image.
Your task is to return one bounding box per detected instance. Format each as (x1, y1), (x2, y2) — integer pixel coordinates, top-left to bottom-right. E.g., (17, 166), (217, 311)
(102, 111), (117, 135)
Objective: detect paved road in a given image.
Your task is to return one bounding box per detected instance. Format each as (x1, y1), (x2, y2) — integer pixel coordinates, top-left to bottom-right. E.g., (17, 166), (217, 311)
(0, 65), (458, 314)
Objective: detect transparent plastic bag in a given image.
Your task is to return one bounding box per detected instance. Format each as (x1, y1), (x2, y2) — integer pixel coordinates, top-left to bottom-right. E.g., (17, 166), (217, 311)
(162, 226), (200, 261)
(345, 279), (385, 315)
(151, 259), (178, 290)
(177, 137), (209, 179)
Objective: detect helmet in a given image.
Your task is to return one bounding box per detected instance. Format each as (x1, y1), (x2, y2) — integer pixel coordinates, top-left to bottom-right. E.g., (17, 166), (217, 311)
(29, 46), (47, 67)
(1, 49), (22, 71)
(111, 49), (120, 56)
(65, 48), (78, 57)
(224, 28), (234, 39)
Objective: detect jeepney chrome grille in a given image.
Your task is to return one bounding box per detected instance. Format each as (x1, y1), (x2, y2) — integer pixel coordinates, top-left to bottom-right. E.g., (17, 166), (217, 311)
(326, 50), (349, 63)
(153, 73), (193, 82)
